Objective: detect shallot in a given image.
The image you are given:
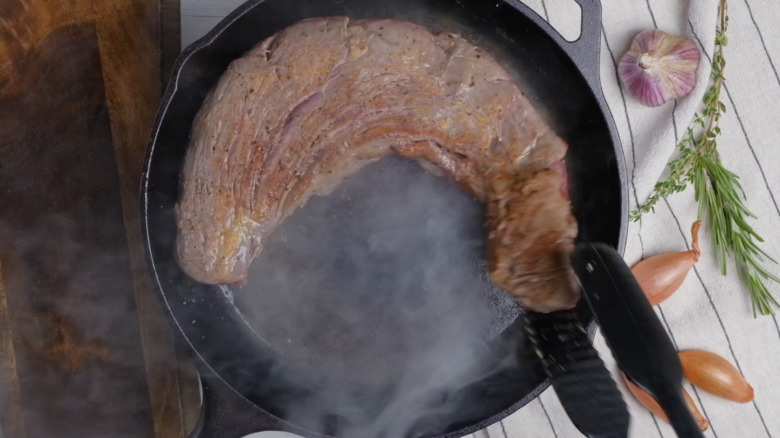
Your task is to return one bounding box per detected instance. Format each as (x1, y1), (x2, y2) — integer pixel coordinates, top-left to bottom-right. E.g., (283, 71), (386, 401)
(622, 372), (709, 431)
(679, 350), (754, 403)
(632, 221), (701, 305)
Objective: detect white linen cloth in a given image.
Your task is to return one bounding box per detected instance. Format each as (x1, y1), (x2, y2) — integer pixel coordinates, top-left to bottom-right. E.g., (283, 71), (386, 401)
(182, 0), (780, 436)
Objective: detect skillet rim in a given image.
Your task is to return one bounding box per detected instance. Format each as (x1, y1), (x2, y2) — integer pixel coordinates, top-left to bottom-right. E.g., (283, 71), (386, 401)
(140, 0), (629, 435)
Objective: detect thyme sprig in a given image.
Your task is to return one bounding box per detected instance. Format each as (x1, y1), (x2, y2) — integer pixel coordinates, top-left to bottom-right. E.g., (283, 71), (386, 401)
(631, 0), (779, 316)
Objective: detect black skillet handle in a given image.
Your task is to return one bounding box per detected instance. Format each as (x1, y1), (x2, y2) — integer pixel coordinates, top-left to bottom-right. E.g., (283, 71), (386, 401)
(517, 0), (603, 91)
(188, 360), (302, 438)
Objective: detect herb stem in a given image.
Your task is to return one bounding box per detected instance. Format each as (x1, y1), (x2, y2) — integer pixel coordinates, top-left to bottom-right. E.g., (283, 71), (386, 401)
(632, 0), (779, 316)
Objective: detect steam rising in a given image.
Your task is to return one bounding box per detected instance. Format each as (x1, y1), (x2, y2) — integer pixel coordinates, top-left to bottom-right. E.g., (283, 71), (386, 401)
(233, 155), (520, 437)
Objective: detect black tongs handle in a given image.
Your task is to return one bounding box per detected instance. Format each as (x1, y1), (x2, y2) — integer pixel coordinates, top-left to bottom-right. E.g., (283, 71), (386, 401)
(572, 243), (704, 438)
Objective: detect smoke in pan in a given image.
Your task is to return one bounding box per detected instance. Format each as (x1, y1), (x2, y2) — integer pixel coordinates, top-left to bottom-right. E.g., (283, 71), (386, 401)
(234, 154), (522, 438)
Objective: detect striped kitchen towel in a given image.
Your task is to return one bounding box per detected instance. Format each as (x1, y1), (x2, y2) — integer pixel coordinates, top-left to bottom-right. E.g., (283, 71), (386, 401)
(481, 0), (780, 437)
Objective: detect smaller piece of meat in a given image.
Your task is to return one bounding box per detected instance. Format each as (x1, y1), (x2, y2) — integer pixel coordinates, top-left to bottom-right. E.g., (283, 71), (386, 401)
(486, 163), (580, 312)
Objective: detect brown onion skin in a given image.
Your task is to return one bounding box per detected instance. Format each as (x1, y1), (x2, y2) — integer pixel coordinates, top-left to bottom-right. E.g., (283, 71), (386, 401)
(622, 372), (709, 431)
(632, 221), (701, 305)
(679, 350), (755, 403)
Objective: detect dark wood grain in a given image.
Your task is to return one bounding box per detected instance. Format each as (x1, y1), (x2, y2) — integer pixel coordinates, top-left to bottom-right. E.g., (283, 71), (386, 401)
(176, 341), (203, 436)
(92, 0), (188, 436)
(0, 1), (187, 437)
(0, 259), (26, 438)
(0, 24), (154, 437)
(161, 0), (182, 90)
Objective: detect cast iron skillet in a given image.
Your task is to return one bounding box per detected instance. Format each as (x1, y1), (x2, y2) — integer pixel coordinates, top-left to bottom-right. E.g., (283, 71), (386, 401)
(142, 0), (628, 437)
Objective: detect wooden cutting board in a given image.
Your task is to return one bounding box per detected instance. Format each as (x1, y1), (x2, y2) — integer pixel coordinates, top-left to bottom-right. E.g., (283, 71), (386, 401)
(0, 1), (189, 437)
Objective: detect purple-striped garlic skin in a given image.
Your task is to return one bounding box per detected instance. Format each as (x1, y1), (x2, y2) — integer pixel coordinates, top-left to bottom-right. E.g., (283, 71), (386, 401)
(619, 29), (701, 107)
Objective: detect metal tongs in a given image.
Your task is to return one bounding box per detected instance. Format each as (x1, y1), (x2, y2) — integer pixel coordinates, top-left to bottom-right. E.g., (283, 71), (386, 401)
(572, 243), (705, 438)
(524, 243), (704, 438)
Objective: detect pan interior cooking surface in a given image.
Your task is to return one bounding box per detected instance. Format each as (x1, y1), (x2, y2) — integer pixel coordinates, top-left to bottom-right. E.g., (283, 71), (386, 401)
(233, 154), (522, 435)
(237, 154), (517, 385)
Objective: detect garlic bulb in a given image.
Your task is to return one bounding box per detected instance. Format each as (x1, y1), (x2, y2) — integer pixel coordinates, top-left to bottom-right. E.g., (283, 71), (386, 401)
(619, 30), (701, 107)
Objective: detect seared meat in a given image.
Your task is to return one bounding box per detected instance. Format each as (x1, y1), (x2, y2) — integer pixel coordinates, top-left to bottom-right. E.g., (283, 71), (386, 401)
(486, 164), (579, 312)
(175, 17), (579, 311)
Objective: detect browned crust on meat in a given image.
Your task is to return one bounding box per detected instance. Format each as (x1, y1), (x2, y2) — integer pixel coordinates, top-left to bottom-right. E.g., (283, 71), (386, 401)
(486, 164), (579, 311)
(175, 17), (579, 311)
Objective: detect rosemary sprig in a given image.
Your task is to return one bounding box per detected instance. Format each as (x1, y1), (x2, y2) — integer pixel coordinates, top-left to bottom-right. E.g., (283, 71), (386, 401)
(631, 0), (780, 316)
